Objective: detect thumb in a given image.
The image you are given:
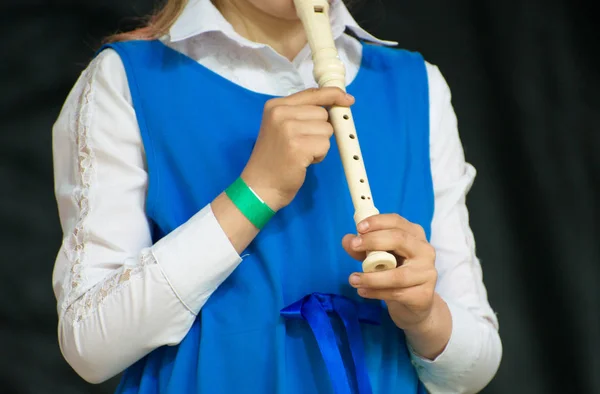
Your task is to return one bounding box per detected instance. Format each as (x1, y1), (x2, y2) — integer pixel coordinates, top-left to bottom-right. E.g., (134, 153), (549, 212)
(342, 234), (366, 262)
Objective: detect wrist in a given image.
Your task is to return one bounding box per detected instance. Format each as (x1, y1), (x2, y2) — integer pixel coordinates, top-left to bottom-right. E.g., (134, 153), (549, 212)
(403, 294), (452, 360)
(403, 294), (446, 335)
(212, 192), (259, 254)
(225, 177), (276, 230)
(240, 170), (287, 212)
(403, 308), (437, 337)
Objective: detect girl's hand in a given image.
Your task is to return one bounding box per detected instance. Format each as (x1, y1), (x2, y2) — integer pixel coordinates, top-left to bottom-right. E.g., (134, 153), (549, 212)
(241, 88), (354, 211)
(342, 214), (439, 331)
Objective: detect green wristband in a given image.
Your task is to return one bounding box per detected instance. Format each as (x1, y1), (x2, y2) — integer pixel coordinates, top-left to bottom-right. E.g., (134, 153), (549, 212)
(225, 177), (275, 230)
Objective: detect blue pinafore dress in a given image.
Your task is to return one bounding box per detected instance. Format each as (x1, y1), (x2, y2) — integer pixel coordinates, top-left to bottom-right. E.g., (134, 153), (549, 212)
(101, 39), (433, 394)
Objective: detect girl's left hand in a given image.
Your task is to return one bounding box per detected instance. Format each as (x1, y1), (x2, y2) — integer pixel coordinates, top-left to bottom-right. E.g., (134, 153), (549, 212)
(342, 214), (438, 331)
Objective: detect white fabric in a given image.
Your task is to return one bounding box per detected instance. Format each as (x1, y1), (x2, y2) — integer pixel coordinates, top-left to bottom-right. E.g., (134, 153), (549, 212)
(52, 0), (501, 391)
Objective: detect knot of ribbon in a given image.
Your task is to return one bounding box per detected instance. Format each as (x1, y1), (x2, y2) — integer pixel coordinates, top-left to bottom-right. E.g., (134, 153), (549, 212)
(281, 293), (381, 394)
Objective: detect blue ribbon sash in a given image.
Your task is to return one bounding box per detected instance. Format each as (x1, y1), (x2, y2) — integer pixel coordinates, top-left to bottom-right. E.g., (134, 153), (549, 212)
(281, 293), (381, 394)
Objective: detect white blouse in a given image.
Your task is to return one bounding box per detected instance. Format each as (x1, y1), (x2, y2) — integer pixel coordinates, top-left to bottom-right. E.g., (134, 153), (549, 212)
(51, 0), (502, 392)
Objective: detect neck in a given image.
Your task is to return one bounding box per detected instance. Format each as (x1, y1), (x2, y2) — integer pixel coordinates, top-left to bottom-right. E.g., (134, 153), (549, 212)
(213, 0), (308, 61)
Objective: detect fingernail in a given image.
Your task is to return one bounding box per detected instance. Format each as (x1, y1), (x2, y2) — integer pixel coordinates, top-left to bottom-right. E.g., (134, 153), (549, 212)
(352, 236), (362, 248)
(357, 221), (369, 232)
(350, 274), (361, 285)
(346, 93), (354, 100)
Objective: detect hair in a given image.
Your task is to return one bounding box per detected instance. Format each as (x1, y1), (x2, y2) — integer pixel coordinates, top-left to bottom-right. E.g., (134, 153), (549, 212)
(105, 0), (188, 43)
(105, 0), (362, 43)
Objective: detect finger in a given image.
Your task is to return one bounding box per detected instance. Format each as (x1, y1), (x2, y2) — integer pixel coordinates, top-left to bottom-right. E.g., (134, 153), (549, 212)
(349, 264), (435, 290)
(300, 135), (331, 164)
(269, 105), (330, 122)
(356, 287), (413, 302)
(279, 87), (355, 107)
(351, 229), (435, 260)
(267, 104), (328, 124)
(291, 105), (330, 121)
(342, 234), (366, 261)
(298, 120), (334, 137)
(357, 286), (432, 305)
(281, 120), (334, 138)
(357, 214), (426, 240)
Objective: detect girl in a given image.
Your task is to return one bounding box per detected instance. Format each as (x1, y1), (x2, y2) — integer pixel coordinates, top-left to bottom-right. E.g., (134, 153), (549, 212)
(52, 0), (502, 393)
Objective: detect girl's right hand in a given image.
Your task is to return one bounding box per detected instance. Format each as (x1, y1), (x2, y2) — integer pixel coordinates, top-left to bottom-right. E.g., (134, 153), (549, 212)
(241, 87), (355, 211)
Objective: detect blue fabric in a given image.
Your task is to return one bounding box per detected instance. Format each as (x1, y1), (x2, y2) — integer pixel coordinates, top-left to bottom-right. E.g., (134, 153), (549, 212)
(281, 293), (380, 394)
(102, 39), (433, 394)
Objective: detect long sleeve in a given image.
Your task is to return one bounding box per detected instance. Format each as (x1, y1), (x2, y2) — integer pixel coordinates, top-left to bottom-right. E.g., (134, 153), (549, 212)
(408, 64), (502, 393)
(51, 49), (242, 384)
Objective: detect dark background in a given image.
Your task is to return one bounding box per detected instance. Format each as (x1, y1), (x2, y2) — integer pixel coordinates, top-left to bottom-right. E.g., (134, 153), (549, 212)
(1, 0), (598, 393)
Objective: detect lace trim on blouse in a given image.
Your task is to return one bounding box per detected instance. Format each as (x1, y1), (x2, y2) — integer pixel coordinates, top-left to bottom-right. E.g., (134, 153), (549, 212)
(61, 54), (102, 310)
(63, 250), (157, 325)
(60, 52), (158, 324)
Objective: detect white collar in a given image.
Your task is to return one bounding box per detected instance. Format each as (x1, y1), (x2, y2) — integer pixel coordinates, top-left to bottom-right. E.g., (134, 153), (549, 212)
(168, 0), (398, 47)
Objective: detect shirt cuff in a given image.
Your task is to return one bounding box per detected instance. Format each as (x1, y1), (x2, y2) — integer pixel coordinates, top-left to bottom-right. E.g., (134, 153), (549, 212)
(408, 299), (483, 386)
(151, 204), (242, 314)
